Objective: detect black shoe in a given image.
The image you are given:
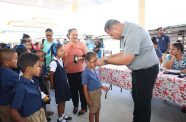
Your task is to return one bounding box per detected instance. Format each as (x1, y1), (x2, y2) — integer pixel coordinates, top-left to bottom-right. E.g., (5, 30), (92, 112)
(77, 110), (87, 116)
(57, 118), (68, 122)
(73, 107), (78, 114)
(63, 115), (72, 120)
(181, 108), (186, 113)
(47, 117), (51, 121)
(46, 111), (54, 117)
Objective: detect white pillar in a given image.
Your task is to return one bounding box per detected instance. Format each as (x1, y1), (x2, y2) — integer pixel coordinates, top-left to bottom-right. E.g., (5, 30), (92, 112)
(71, 0), (79, 13)
(138, 0), (145, 28)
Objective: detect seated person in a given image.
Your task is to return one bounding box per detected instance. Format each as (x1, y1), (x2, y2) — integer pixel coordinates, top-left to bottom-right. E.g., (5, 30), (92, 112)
(165, 43), (186, 72)
(152, 37), (163, 64)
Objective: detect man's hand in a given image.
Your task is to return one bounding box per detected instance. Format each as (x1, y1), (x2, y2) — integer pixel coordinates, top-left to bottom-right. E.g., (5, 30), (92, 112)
(96, 58), (105, 66)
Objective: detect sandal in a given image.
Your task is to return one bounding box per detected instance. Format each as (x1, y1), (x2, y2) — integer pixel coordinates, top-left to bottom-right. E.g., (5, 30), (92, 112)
(63, 115), (72, 120)
(77, 109), (87, 116)
(181, 107), (186, 113)
(46, 111), (54, 117)
(73, 107), (78, 114)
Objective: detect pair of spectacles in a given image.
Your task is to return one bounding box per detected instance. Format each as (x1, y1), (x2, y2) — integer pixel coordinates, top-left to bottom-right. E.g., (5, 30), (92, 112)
(89, 61), (96, 64)
(46, 35), (52, 37)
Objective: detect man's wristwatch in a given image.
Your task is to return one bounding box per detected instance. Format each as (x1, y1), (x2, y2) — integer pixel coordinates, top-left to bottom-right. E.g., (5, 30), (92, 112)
(104, 56), (108, 64)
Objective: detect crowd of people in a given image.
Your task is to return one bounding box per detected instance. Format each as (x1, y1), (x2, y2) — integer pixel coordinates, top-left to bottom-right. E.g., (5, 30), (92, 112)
(0, 19), (185, 122)
(0, 27), (108, 122)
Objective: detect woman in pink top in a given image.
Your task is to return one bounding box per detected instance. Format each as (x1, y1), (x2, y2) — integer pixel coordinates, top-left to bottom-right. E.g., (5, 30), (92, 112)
(63, 28), (88, 116)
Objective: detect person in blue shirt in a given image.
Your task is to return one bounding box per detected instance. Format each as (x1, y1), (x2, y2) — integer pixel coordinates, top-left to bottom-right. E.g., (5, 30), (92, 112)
(10, 53), (47, 122)
(151, 36), (163, 64)
(82, 52), (108, 122)
(0, 43), (10, 49)
(34, 50), (53, 121)
(157, 27), (170, 53)
(0, 48), (19, 122)
(49, 43), (72, 122)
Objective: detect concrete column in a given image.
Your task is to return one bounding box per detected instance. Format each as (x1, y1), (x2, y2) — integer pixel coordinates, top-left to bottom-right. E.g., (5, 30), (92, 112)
(138, 0), (145, 28)
(71, 0), (79, 13)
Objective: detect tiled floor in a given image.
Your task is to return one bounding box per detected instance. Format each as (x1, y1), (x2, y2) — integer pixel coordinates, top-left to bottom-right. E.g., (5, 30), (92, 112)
(47, 84), (186, 122)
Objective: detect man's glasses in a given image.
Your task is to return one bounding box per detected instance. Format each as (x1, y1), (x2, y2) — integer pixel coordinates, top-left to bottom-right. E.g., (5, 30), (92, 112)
(46, 35), (52, 37)
(89, 61), (96, 64)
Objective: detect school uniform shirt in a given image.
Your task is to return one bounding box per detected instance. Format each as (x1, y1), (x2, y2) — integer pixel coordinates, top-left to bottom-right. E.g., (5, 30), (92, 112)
(50, 57), (63, 72)
(81, 66), (102, 91)
(11, 77), (43, 117)
(0, 67), (19, 105)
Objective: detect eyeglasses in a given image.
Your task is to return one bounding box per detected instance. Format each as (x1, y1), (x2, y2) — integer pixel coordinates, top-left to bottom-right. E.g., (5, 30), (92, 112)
(46, 35), (52, 37)
(89, 61), (96, 64)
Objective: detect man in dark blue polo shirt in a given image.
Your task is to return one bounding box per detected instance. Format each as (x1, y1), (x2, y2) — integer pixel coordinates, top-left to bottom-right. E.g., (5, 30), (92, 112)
(157, 27), (170, 53)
